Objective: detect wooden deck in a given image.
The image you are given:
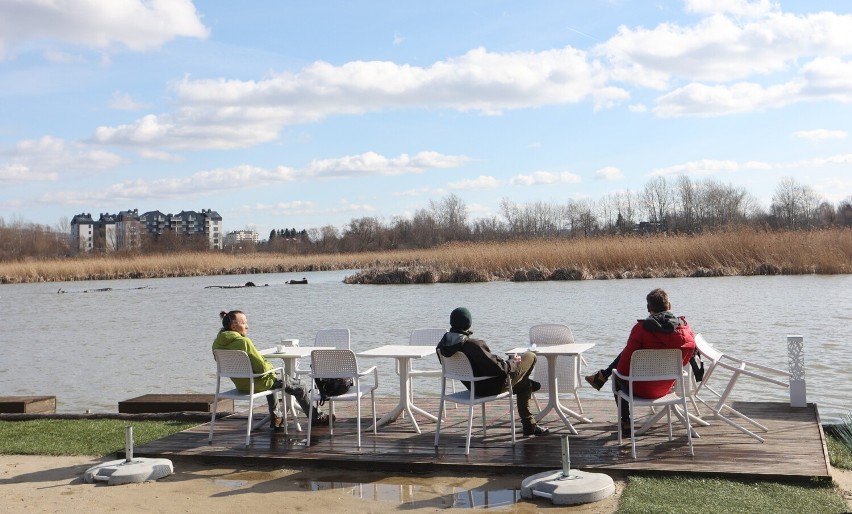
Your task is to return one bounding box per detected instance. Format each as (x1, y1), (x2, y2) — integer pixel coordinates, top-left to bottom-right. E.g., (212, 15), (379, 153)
(132, 398), (830, 481)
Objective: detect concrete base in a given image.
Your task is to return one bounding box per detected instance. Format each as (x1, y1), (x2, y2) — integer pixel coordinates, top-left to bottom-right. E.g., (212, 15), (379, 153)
(84, 458), (173, 486)
(521, 469), (615, 506)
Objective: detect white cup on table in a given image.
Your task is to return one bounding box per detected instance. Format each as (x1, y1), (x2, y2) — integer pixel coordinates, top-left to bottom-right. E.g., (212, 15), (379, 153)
(276, 344), (284, 353)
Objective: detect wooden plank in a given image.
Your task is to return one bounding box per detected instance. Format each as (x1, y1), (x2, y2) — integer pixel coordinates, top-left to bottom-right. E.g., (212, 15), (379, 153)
(118, 394), (233, 414)
(132, 398), (830, 480)
(0, 396), (56, 414)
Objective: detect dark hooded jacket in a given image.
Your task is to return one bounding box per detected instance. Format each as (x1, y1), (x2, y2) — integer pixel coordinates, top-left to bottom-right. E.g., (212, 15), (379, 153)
(615, 311), (696, 399)
(436, 331), (517, 396)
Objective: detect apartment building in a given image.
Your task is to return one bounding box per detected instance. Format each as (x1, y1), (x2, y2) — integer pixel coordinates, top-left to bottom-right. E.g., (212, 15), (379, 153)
(70, 208), (223, 252)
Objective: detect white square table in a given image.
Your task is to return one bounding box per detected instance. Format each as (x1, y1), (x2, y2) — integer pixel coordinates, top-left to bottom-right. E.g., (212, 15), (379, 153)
(505, 343), (595, 434)
(358, 344), (439, 433)
(261, 346), (319, 427)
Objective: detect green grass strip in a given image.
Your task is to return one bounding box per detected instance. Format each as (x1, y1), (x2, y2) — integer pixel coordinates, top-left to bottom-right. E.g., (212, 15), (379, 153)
(0, 419), (197, 456)
(617, 475), (846, 514)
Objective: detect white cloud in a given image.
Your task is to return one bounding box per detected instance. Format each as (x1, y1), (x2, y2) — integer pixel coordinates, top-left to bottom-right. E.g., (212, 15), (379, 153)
(38, 163), (297, 205)
(793, 129), (847, 142)
(509, 171), (582, 186)
(653, 56), (852, 117)
(780, 153), (852, 169)
(391, 187), (443, 198)
(43, 50), (85, 64)
(684, 0), (777, 18)
(0, 136), (123, 184)
(303, 151), (469, 178)
(594, 166), (624, 180)
(628, 103), (647, 113)
(34, 150), (465, 205)
(109, 91), (148, 111)
(448, 175), (500, 190)
(597, 8), (852, 87)
(0, 0), (208, 60)
(94, 46), (621, 150)
(649, 159), (771, 177)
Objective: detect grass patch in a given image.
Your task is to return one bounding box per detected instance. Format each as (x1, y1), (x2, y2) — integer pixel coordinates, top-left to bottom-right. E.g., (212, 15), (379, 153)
(0, 419), (197, 456)
(827, 435), (852, 470)
(826, 416), (852, 470)
(617, 475), (846, 514)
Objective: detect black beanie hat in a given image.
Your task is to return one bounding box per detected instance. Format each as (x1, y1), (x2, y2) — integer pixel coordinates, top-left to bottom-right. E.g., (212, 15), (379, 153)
(450, 307), (472, 330)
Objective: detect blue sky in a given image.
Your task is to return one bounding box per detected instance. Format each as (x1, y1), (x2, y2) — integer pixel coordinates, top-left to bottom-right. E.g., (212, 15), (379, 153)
(1, 0), (850, 236)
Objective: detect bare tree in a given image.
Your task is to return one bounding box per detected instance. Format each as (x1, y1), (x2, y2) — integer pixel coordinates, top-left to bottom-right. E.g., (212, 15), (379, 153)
(641, 176), (672, 225)
(771, 177), (823, 228)
(429, 194), (469, 241)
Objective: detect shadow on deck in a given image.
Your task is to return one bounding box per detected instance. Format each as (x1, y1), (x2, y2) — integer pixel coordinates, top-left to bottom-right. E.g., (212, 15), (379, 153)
(132, 398), (829, 481)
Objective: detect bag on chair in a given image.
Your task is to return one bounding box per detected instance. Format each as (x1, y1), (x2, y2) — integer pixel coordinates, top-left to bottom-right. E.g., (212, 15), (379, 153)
(314, 377), (353, 405)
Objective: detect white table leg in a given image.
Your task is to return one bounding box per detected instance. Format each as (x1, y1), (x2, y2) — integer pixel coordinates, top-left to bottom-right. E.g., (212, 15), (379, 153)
(281, 359), (302, 432)
(372, 357), (438, 433)
(533, 355), (589, 434)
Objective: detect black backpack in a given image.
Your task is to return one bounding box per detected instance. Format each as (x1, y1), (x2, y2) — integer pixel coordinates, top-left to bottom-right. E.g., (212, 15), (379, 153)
(314, 377), (353, 405)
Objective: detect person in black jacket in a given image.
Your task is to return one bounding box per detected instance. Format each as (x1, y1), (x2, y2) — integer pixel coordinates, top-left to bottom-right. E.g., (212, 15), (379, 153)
(436, 307), (550, 437)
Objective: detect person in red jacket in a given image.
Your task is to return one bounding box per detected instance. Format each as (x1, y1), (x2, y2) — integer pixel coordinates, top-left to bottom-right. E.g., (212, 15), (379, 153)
(588, 289), (696, 433)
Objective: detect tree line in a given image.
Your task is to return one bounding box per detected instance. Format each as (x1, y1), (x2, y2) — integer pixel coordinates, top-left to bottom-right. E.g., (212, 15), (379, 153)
(2, 176), (850, 260)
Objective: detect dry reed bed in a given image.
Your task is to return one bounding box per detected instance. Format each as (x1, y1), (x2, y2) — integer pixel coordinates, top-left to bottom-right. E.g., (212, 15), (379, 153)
(0, 228), (849, 284)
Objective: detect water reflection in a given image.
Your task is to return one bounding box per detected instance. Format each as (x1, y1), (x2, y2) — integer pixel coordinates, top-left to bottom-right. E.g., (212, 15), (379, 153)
(305, 479), (520, 509)
(212, 476), (521, 509)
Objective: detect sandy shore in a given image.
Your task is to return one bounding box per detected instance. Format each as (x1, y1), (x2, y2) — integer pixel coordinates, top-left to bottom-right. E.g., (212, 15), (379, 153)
(0, 455), (625, 513)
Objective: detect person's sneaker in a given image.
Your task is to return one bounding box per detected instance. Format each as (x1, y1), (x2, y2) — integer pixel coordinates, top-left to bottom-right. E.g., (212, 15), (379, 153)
(584, 370), (607, 391)
(522, 424), (551, 437)
(271, 415), (285, 431)
(619, 420), (632, 436)
(529, 379), (542, 393)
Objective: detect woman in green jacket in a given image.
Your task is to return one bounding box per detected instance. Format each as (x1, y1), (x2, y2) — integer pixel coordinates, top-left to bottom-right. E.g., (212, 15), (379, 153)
(212, 310), (328, 430)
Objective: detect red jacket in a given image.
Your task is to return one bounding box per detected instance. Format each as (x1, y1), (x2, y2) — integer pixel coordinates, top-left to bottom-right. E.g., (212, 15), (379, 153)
(615, 314), (695, 399)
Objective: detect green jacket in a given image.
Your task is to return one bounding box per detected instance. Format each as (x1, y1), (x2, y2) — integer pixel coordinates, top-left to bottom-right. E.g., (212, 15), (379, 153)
(212, 330), (277, 393)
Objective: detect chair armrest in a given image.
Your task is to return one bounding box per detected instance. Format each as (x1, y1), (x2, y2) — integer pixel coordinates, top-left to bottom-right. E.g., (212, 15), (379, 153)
(254, 366), (284, 379)
(357, 366), (379, 387)
(358, 365), (377, 376)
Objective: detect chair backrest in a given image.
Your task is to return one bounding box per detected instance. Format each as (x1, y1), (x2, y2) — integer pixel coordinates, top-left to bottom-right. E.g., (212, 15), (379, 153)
(440, 352), (475, 381)
(410, 328), (447, 346)
(530, 324), (579, 391)
(315, 328), (351, 349)
(694, 333), (723, 362)
(529, 324), (576, 346)
(311, 349), (358, 378)
(213, 349), (254, 379)
(629, 349), (684, 380)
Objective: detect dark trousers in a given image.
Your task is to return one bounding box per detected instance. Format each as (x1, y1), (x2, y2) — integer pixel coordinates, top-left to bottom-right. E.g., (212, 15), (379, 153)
(602, 355), (620, 378)
(266, 376), (321, 425)
(503, 352), (537, 427)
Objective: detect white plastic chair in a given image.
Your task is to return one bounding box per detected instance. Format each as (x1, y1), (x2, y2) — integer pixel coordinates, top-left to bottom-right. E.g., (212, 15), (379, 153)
(307, 349), (378, 448)
(434, 352), (517, 455)
(315, 328), (351, 348)
(404, 328), (452, 413)
(692, 333), (790, 443)
(294, 328), (352, 381)
(209, 349), (285, 447)
(613, 349), (694, 459)
(529, 324), (585, 415)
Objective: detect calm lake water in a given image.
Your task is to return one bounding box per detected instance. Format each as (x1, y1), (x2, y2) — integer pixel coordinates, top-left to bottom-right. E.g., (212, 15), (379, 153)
(2, 272), (849, 423)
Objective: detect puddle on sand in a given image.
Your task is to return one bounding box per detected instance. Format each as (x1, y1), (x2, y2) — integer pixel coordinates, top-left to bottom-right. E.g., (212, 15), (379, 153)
(306, 479), (521, 509)
(214, 477), (521, 509)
